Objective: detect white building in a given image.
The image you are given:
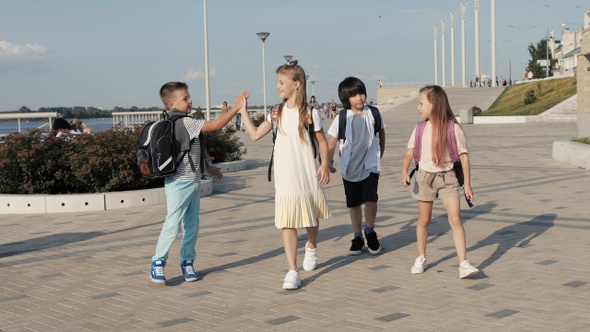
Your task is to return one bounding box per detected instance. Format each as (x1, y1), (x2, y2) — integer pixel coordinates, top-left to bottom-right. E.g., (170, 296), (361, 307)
(551, 11), (590, 77)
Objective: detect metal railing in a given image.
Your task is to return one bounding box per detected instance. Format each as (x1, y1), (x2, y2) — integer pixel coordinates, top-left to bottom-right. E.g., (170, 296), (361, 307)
(0, 112), (59, 133)
(111, 109), (230, 128)
(111, 111), (163, 129)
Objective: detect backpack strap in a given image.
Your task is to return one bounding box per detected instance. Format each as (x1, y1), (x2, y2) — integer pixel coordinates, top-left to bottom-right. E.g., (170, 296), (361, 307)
(268, 102), (284, 182)
(198, 132), (208, 174)
(337, 109), (347, 142)
(170, 113), (198, 174)
(306, 109), (318, 159)
(446, 120), (459, 162)
(367, 105), (382, 136)
(413, 120), (427, 165)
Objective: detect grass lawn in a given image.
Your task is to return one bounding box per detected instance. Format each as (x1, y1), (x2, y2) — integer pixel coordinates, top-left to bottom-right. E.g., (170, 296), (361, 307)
(482, 77), (577, 116)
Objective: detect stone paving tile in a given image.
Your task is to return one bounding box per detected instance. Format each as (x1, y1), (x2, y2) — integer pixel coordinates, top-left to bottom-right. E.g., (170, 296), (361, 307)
(1, 89), (590, 331)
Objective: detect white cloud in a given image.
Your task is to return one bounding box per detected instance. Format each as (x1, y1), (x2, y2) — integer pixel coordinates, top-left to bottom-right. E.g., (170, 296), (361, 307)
(183, 68), (216, 81)
(0, 40), (47, 58)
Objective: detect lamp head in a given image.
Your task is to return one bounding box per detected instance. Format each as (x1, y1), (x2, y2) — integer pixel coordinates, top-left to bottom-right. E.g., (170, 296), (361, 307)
(256, 32), (270, 42)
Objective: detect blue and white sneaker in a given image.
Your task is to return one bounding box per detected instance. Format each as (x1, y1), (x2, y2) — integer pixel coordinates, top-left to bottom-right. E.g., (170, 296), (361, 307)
(181, 260), (198, 282)
(150, 260), (166, 283)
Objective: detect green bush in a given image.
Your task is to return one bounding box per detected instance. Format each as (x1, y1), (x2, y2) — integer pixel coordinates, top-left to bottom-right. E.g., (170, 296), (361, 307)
(574, 137), (590, 145)
(0, 116), (247, 194)
(470, 106), (482, 115)
(204, 129), (246, 163)
(524, 89), (537, 105)
(252, 112), (266, 127)
(0, 127), (157, 194)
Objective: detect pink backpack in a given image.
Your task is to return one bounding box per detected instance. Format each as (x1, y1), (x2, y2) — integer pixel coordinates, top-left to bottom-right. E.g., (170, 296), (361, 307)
(413, 119), (459, 165)
(410, 119), (464, 187)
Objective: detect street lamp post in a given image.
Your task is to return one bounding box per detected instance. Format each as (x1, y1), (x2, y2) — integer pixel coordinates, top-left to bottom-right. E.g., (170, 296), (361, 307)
(450, 12), (456, 86)
(460, 3), (469, 87)
(441, 19), (446, 86)
(284, 55), (292, 63)
(256, 32), (270, 117)
(433, 26), (438, 85)
(491, 0), (497, 86)
(310, 80), (315, 96)
(475, 0), (480, 80)
(203, 0), (211, 120)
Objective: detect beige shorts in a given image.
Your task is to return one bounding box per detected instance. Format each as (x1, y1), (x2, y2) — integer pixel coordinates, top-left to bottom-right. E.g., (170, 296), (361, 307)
(412, 169), (460, 201)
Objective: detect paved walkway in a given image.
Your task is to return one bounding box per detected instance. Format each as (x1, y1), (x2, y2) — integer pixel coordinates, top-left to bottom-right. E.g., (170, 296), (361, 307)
(1, 88), (589, 331)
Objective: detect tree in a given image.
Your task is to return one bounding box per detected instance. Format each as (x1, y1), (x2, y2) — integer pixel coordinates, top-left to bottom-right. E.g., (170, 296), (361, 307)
(527, 38), (555, 79)
(19, 106), (32, 113)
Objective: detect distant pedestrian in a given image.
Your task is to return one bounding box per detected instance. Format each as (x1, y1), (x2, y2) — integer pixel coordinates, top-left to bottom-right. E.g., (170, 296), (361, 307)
(52, 118), (79, 137)
(330, 100), (337, 119)
(70, 118), (93, 134)
(221, 101), (231, 130)
(235, 111), (242, 131)
(400, 85), (479, 279)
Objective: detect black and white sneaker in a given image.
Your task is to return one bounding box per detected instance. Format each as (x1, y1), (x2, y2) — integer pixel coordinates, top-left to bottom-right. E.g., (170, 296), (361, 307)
(349, 237), (364, 255)
(365, 231), (381, 255)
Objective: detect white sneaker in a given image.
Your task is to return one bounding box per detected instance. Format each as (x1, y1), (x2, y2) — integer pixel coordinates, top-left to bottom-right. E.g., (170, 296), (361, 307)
(282, 270), (301, 290)
(302, 242), (318, 271)
(459, 260), (479, 279)
(410, 256), (427, 274)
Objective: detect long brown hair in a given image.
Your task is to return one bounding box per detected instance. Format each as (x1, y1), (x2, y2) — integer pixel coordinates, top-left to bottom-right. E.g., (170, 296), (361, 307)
(275, 60), (308, 141)
(419, 85), (460, 166)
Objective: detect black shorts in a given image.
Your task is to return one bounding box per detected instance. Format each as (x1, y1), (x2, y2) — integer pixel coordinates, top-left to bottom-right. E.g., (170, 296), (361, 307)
(342, 172), (379, 207)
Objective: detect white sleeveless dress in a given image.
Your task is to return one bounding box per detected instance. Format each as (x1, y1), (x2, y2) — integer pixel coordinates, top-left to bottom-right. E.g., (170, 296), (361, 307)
(272, 105), (331, 229)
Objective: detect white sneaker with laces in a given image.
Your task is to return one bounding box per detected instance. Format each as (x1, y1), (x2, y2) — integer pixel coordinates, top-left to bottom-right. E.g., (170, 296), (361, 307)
(302, 242), (318, 271)
(459, 260), (479, 279)
(411, 256), (427, 274)
(282, 270), (301, 290)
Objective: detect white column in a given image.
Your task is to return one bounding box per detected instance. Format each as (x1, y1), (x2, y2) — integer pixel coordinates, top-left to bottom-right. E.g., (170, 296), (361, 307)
(441, 20), (446, 87)
(434, 26), (438, 85)
(450, 12), (456, 86)
(474, 0), (480, 79)
(203, 0), (211, 120)
(491, 0), (497, 86)
(460, 4), (467, 87)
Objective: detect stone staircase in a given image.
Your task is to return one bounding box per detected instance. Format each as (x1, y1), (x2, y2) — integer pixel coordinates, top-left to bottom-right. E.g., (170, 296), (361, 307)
(536, 94), (578, 122)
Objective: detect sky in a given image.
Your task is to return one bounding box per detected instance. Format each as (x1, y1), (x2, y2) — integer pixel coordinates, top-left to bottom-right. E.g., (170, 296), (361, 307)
(0, 0), (587, 112)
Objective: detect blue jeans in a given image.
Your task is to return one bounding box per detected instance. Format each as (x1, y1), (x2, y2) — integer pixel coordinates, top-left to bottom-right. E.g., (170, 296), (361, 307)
(152, 177), (201, 263)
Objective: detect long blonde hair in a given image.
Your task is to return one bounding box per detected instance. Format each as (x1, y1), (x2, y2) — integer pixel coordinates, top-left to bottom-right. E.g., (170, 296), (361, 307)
(419, 85), (460, 166)
(275, 60), (308, 141)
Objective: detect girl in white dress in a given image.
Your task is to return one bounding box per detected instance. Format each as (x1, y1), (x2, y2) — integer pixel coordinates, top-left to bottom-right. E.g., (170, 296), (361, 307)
(239, 60), (331, 290)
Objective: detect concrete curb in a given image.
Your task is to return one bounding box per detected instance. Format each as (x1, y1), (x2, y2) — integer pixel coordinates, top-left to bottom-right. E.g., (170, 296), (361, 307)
(552, 140), (590, 170)
(0, 181), (211, 215)
(0, 159), (248, 214)
(457, 115), (577, 124)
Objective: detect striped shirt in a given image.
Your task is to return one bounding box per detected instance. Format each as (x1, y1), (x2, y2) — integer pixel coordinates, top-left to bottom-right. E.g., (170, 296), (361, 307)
(174, 117), (205, 182)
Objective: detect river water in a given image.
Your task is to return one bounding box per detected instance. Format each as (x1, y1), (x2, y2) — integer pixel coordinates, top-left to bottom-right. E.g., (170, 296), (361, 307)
(0, 118), (116, 135)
